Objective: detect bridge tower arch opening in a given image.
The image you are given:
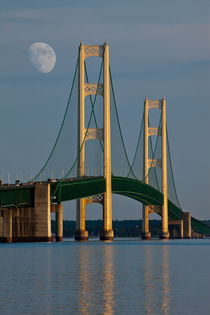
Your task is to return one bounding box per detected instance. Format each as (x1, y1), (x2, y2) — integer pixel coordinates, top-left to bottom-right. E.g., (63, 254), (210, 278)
(75, 42), (114, 241)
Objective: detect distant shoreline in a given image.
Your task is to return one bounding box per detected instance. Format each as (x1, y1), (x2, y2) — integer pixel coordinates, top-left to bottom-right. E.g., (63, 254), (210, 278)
(52, 219), (210, 238)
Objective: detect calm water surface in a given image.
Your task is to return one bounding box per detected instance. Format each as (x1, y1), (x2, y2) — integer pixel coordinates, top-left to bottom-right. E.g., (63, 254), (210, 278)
(0, 239), (210, 315)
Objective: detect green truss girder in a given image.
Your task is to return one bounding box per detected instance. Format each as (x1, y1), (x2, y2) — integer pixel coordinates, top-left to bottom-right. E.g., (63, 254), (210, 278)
(51, 177), (106, 203)
(111, 177), (163, 205)
(0, 185), (34, 208)
(0, 176), (210, 235)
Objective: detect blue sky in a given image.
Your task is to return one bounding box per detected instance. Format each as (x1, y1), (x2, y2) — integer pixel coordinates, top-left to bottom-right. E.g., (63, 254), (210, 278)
(0, 0), (209, 220)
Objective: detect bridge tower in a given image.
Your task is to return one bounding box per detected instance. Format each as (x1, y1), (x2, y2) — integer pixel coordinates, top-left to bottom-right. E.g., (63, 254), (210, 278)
(75, 42), (114, 241)
(142, 98), (170, 240)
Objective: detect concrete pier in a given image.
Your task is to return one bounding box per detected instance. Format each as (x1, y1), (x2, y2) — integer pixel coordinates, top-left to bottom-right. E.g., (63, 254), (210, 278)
(75, 230), (89, 241)
(0, 207), (33, 242)
(141, 205), (151, 240)
(56, 204), (63, 242)
(51, 203), (64, 242)
(169, 219), (183, 239)
(179, 220), (184, 239)
(100, 229), (114, 241)
(141, 232), (152, 240)
(2, 209), (13, 242)
(75, 199), (88, 241)
(0, 212), (3, 240)
(0, 183), (60, 243)
(183, 212), (191, 239)
(32, 183), (53, 242)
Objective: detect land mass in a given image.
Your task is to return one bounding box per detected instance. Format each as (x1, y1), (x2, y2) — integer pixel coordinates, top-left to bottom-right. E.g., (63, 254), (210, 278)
(51, 219), (210, 238)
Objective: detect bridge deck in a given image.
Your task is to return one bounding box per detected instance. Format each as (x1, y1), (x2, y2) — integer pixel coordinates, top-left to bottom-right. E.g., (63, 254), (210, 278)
(0, 176), (209, 235)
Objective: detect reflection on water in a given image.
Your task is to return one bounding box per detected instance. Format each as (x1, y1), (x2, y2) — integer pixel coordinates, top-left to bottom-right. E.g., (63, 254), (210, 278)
(45, 247), (51, 315)
(77, 244), (115, 315)
(0, 240), (210, 315)
(102, 245), (115, 315)
(142, 246), (155, 315)
(77, 246), (93, 315)
(161, 245), (171, 315)
(142, 244), (171, 315)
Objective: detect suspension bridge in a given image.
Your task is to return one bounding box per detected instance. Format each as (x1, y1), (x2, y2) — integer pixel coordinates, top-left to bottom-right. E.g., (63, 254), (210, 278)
(0, 42), (209, 242)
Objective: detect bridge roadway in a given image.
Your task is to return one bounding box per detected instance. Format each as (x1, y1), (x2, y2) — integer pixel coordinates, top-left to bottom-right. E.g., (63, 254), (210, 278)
(0, 176), (209, 235)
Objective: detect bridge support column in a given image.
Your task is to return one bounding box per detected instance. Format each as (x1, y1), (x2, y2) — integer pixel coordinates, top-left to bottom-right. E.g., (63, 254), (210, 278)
(183, 212), (191, 239)
(20, 208), (25, 238)
(75, 200), (88, 241)
(13, 208), (20, 240)
(25, 208), (33, 240)
(160, 98), (169, 239)
(169, 219), (183, 239)
(180, 220), (184, 239)
(2, 209), (13, 243)
(100, 197), (114, 241)
(33, 183), (53, 242)
(141, 205), (151, 240)
(75, 42), (88, 241)
(142, 98), (151, 240)
(56, 204), (63, 242)
(12, 207), (32, 242)
(100, 42), (113, 241)
(0, 210), (3, 241)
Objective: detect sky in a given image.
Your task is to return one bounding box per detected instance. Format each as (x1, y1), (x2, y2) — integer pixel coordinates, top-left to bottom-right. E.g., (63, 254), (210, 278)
(0, 0), (209, 220)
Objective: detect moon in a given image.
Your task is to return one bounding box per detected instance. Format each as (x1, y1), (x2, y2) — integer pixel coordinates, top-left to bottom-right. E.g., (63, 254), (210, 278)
(29, 42), (56, 73)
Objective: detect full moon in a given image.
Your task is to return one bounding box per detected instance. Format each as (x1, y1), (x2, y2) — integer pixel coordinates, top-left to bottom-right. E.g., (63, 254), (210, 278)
(29, 42), (56, 73)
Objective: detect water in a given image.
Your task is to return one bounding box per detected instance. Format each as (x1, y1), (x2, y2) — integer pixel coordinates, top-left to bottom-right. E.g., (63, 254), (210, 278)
(0, 239), (210, 315)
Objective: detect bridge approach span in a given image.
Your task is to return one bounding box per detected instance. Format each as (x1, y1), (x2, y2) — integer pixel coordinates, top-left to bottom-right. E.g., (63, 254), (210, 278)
(0, 176), (165, 208)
